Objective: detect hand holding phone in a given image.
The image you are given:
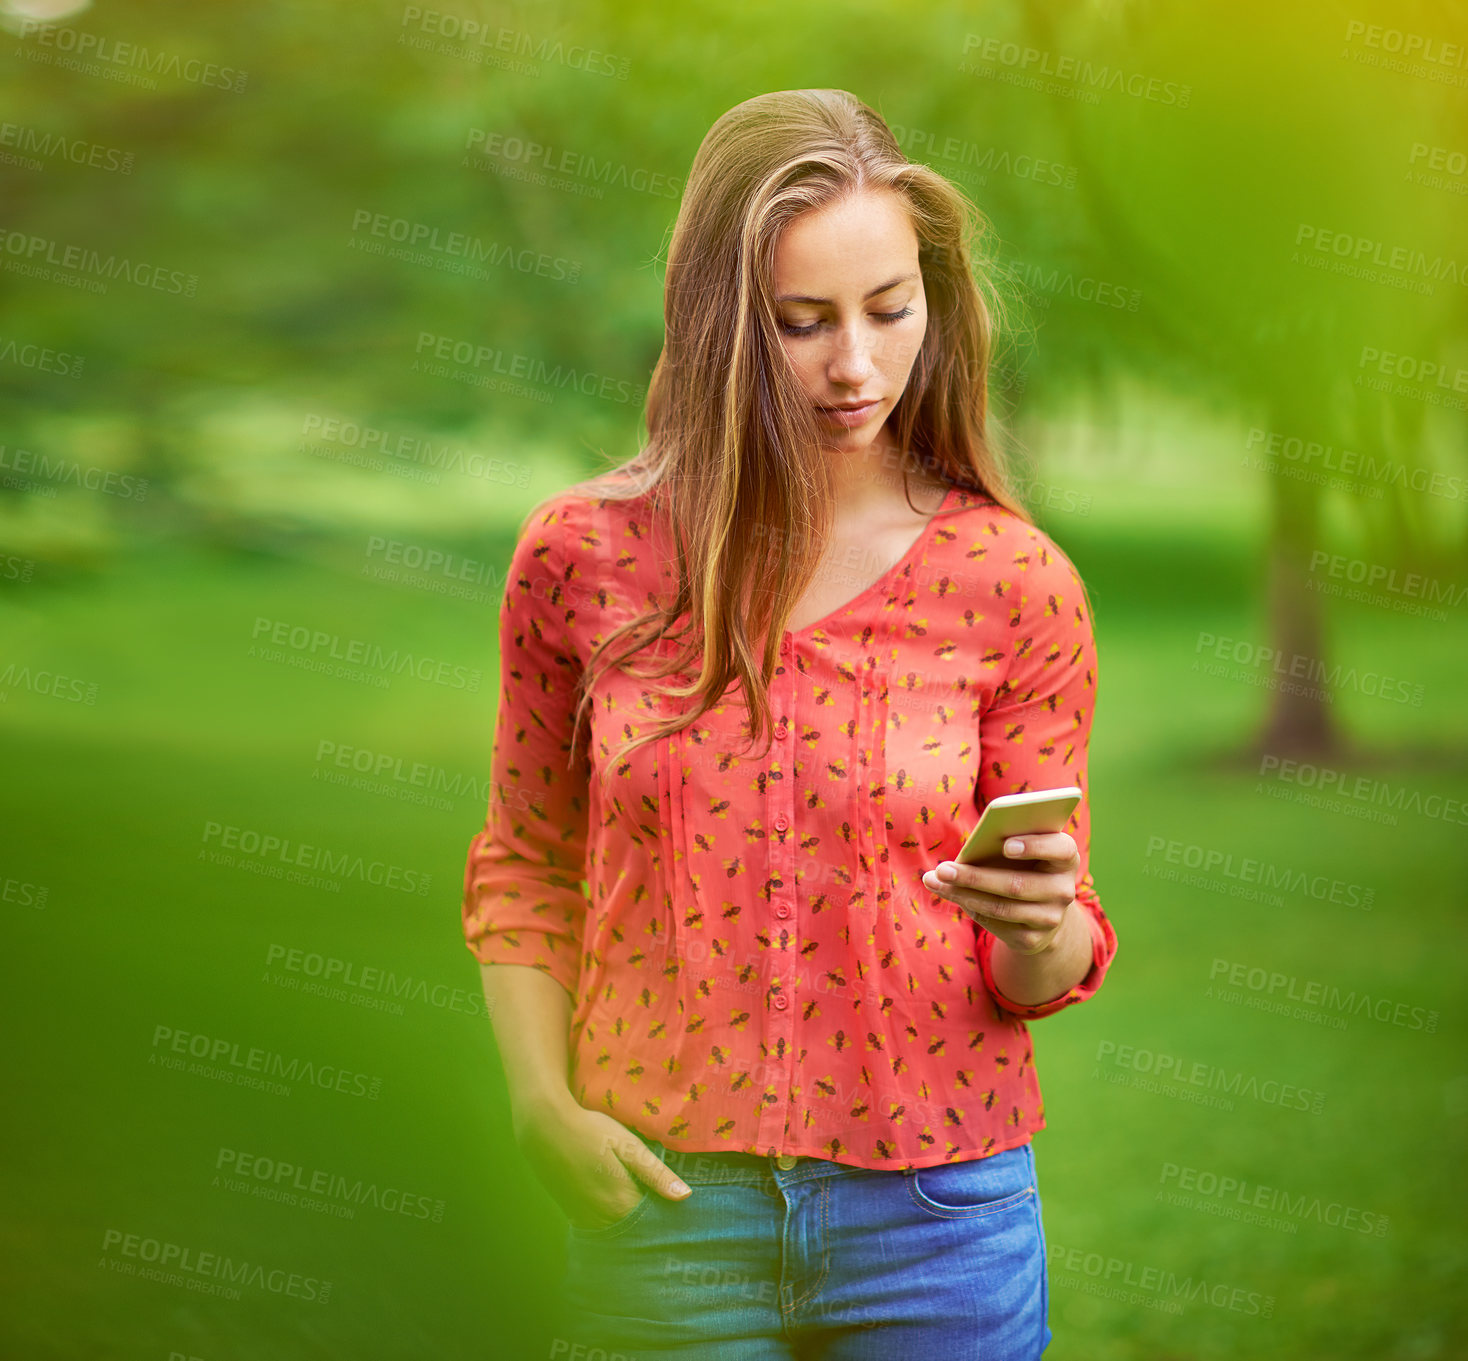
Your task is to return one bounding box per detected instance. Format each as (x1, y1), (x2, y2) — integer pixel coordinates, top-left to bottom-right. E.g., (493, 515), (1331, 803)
(954, 787), (1083, 867)
(925, 786), (1090, 992)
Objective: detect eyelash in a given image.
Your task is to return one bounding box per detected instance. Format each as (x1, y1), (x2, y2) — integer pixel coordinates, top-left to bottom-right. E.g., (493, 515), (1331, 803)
(779, 307), (914, 338)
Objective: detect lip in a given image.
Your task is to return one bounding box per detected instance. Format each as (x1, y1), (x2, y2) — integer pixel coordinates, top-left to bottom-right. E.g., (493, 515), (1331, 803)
(816, 399), (881, 428)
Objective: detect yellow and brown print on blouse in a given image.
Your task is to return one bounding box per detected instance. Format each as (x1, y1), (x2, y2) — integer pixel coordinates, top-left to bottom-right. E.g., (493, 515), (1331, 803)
(463, 484), (1117, 1170)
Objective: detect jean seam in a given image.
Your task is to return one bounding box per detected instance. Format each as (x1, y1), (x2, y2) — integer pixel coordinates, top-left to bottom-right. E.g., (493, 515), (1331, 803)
(786, 1179), (832, 1315)
(566, 1190), (651, 1241)
(1034, 1152), (1050, 1351)
(1039, 1204), (1050, 1350)
(907, 1183), (1035, 1219)
(906, 1156), (1037, 1220)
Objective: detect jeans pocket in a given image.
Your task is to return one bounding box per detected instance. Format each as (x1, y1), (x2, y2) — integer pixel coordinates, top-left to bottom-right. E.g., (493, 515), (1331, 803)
(567, 1186), (653, 1240)
(906, 1142), (1036, 1220)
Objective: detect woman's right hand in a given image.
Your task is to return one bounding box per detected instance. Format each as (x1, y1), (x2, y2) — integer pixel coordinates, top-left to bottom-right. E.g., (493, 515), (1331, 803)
(512, 1096), (692, 1229)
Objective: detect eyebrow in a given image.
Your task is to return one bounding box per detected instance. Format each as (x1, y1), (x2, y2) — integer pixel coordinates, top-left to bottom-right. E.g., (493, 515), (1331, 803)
(776, 273), (917, 305)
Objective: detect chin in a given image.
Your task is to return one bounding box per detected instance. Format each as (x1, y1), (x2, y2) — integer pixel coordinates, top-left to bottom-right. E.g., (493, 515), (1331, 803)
(839, 415), (891, 442)
(818, 429), (877, 452)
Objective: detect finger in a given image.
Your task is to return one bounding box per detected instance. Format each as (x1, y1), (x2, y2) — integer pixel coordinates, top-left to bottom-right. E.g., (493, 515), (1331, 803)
(945, 879), (1070, 934)
(925, 861), (1047, 903)
(619, 1133), (692, 1201)
(997, 832), (1076, 866)
(952, 893), (1029, 923)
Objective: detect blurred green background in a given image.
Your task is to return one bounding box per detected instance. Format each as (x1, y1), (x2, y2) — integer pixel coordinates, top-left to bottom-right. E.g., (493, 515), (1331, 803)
(2, 0), (1465, 1357)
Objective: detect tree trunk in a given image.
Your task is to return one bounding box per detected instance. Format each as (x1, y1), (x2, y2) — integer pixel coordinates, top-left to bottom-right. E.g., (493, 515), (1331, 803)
(1256, 424), (1339, 760)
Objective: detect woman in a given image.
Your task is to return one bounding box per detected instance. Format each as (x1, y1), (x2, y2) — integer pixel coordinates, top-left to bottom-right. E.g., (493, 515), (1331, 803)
(463, 88), (1117, 1359)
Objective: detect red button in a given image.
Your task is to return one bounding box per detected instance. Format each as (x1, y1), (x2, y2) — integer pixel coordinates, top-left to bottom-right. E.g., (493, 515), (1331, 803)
(774, 814), (788, 832)
(780, 634), (792, 656)
(773, 995), (789, 1010)
(775, 903), (791, 919)
(775, 720), (789, 740)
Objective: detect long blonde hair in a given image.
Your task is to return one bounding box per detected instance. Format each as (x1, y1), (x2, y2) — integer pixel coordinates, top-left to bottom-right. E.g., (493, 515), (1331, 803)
(531, 89), (1034, 771)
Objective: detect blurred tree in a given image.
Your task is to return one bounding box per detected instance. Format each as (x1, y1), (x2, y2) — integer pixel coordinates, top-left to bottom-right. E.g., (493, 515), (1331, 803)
(1007, 0), (1467, 758)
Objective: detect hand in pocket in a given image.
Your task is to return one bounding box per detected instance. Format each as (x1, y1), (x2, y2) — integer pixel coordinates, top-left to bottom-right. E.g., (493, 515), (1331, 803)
(514, 1100), (692, 1229)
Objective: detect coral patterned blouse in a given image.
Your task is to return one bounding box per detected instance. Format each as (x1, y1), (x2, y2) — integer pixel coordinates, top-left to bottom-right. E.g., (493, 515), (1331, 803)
(462, 481), (1117, 1170)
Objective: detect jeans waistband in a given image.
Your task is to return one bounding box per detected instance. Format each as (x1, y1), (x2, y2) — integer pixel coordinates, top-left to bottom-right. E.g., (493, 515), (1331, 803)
(648, 1138), (892, 1189)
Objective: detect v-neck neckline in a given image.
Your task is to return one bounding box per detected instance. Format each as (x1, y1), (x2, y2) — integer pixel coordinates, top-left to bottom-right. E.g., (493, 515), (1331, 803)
(785, 483), (959, 640)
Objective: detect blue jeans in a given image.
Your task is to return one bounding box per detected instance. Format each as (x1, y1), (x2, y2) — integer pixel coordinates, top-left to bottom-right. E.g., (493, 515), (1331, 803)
(557, 1136), (1051, 1359)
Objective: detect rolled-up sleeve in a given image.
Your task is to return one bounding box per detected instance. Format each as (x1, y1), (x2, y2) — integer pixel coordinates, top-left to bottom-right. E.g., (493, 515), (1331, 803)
(974, 533), (1117, 1020)
(462, 497), (590, 999)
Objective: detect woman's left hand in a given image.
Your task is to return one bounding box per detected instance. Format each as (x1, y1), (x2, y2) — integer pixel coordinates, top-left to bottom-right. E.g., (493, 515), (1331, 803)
(921, 833), (1079, 955)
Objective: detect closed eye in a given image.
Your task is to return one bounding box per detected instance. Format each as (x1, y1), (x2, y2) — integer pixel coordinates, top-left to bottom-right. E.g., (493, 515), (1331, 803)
(779, 307), (915, 338)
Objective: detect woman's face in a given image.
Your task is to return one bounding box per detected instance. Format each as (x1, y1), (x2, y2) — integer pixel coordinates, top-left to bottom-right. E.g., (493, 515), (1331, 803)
(771, 189), (928, 461)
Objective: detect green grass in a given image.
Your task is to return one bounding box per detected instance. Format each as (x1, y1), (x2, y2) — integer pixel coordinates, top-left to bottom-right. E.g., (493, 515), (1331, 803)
(2, 519), (1465, 1360)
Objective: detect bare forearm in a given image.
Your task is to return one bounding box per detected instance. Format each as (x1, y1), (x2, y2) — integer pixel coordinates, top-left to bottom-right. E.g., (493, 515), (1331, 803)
(478, 962), (577, 1128)
(989, 901), (1094, 1008)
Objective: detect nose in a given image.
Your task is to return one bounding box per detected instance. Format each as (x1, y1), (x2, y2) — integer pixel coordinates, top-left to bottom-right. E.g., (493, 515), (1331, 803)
(825, 323), (876, 388)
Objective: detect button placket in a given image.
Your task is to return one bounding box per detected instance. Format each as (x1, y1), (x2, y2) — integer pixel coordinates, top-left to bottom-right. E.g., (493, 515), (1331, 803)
(655, 664), (703, 963)
(758, 631), (799, 1154)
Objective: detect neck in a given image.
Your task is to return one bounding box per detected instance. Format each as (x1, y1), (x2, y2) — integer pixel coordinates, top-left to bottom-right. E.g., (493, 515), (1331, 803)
(821, 436), (942, 513)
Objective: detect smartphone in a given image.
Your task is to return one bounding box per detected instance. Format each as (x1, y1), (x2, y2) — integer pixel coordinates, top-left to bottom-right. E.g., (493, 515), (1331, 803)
(954, 787), (1083, 866)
